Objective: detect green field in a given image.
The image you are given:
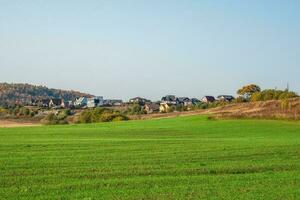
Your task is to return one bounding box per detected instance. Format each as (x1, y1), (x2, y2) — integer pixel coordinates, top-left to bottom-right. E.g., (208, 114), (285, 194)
(0, 116), (300, 199)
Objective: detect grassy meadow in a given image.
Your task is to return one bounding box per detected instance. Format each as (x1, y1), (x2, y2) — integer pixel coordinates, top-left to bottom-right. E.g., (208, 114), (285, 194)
(0, 116), (300, 199)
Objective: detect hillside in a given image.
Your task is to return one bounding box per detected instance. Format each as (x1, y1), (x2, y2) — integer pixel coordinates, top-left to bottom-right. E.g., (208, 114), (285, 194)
(0, 83), (93, 107)
(135, 97), (300, 120)
(203, 97), (300, 120)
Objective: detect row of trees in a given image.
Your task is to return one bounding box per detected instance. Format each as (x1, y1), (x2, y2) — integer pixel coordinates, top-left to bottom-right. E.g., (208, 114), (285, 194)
(0, 106), (39, 118)
(237, 84), (298, 102)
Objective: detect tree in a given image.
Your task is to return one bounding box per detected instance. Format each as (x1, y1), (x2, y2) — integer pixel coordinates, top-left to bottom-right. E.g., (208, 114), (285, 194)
(237, 84), (261, 99)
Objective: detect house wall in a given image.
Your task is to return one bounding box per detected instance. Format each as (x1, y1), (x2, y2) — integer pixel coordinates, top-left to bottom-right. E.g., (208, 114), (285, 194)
(159, 103), (171, 113)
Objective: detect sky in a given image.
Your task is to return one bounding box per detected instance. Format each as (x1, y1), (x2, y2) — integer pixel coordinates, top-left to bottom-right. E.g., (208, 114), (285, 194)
(0, 0), (299, 101)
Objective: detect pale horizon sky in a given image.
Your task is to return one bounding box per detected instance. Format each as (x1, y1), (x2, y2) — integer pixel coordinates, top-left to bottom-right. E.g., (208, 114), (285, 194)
(1, 1), (299, 101)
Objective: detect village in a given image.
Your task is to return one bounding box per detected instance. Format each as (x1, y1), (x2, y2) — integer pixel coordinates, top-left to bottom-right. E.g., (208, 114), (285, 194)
(29, 94), (235, 113)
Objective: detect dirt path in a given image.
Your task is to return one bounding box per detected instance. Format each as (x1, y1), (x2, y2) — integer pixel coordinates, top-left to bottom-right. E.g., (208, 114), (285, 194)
(0, 120), (41, 128)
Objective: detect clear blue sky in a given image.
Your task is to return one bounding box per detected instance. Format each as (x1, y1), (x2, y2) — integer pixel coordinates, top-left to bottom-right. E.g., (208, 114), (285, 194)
(1, 0), (299, 100)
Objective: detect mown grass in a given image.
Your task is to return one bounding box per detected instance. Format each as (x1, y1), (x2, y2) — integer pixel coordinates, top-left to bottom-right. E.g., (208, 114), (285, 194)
(0, 116), (300, 199)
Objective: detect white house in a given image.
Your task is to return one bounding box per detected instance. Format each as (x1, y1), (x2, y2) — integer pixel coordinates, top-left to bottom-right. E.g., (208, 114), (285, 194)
(74, 97), (88, 108)
(87, 96), (104, 108)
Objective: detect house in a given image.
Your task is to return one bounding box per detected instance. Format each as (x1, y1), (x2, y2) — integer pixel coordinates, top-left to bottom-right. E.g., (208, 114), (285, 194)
(176, 97), (190, 106)
(37, 99), (51, 107)
(144, 103), (160, 114)
(103, 99), (123, 106)
(161, 95), (177, 105)
(201, 96), (216, 103)
(176, 97), (201, 106)
(31, 99), (39, 106)
(74, 97), (88, 108)
(159, 102), (172, 113)
(63, 100), (74, 108)
(129, 97), (151, 105)
(49, 98), (64, 108)
(217, 95), (235, 102)
(191, 98), (200, 104)
(87, 96), (104, 108)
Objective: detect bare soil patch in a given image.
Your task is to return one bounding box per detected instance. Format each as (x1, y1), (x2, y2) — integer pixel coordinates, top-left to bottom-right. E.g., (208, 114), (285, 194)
(0, 120), (41, 128)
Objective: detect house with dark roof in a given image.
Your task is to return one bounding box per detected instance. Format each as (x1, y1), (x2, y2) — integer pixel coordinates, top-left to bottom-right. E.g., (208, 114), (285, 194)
(161, 95), (177, 105)
(37, 99), (51, 107)
(103, 99), (123, 106)
(217, 95), (235, 102)
(129, 97), (151, 105)
(191, 98), (200, 104)
(49, 98), (64, 108)
(201, 96), (216, 103)
(144, 103), (160, 114)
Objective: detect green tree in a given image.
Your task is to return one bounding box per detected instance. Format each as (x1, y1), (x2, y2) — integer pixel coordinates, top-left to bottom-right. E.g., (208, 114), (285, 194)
(237, 84), (261, 99)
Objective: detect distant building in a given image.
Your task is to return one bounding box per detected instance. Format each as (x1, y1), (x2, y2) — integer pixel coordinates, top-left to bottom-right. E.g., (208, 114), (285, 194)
(87, 96), (104, 108)
(103, 99), (123, 106)
(144, 103), (160, 114)
(161, 95), (177, 105)
(64, 100), (74, 108)
(31, 99), (39, 106)
(159, 102), (173, 113)
(201, 96), (216, 103)
(74, 97), (88, 108)
(191, 98), (200, 104)
(37, 99), (51, 107)
(49, 98), (64, 108)
(176, 97), (190, 106)
(217, 95), (235, 102)
(129, 97), (151, 105)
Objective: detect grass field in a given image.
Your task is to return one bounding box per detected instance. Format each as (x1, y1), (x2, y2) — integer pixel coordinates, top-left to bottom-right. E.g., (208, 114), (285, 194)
(0, 116), (300, 199)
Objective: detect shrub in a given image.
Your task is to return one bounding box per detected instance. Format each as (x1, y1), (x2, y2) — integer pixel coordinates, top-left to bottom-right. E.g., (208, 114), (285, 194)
(126, 104), (146, 115)
(78, 108), (129, 123)
(175, 105), (187, 112)
(168, 105), (176, 113)
(250, 89), (298, 102)
(196, 102), (209, 109)
(42, 113), (59, 125)
(42, 111), (70, 125)
(233, 96), (247, 103)
(0, 107), (7, 115)
(112, 114), (129, 122)
(19, 107), (30, 116)
(79, 110), (93, 123)
(251, 92), (263, 101)
(281, 99), (291, 110)
(279, 91), (298, 100)
(57, 111), (69, 120)
(100, 113), (116, 122)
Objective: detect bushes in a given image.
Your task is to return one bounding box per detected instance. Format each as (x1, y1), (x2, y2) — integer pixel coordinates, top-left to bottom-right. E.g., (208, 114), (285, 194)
(233, 96), (247, 103)
(78, 108), (128, 123)
(41, 113), (68, 125)
(4, 106), (38, 117)
(124, 104), (146, 115)
(281, 99), (291, 110)
(194, 101), (229, 110)
(175, 105), (188, 112)
(41, 110), (71, 125)
(42, 107), (129, 125)
(250, 90), (298, 102)
(0, 107), (7, 115)
(196, 102), (209, 109)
